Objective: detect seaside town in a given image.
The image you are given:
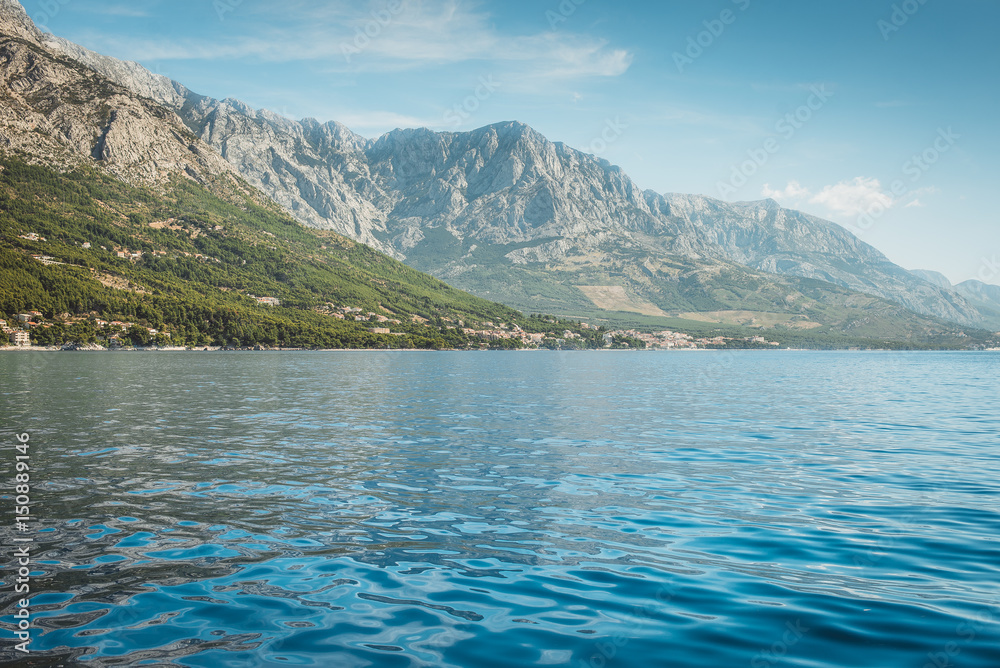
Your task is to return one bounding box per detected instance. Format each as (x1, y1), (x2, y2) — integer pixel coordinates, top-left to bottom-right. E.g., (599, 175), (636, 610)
(0, 303), (782, 351)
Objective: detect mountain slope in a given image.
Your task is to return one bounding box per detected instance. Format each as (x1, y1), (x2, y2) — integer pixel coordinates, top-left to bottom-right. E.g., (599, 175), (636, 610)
(0, 2), (590, 349)
(659, 194), (985, 326)
(953, 280), (1000, 326)
(0, 155), (540, 349)
(0, 0), (38, 43)
(908, 270), (1000, 329)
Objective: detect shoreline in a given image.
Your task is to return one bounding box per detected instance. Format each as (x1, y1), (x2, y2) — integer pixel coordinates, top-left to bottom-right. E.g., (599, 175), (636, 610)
(2, 346), (996, 354)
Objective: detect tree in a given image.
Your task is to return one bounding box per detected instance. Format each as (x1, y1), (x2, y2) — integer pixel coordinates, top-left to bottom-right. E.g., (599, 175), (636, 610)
(126, 325), (152, 347)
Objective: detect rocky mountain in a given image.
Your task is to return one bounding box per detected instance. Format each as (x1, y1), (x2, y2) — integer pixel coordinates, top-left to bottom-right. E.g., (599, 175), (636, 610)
(180, 106), (994, 328)
(0, 0), (36, 42)
(8, 0), (997, 334)
(0, 2), (571, 351)
(0, 0), (234, 186)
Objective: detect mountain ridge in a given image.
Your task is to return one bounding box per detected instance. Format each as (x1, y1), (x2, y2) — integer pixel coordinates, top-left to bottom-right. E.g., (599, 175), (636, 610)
(5, 1), (997, 334)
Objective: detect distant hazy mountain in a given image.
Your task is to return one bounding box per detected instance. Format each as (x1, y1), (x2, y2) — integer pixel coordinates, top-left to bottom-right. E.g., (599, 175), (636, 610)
(955, 279), (1000, 306)
(952, 280), (1000, 326)
(660, 196), (986, 326)
(908, 271), (1000, 327)
(9, 0), (995, 333)
(910, 269), (954, 290)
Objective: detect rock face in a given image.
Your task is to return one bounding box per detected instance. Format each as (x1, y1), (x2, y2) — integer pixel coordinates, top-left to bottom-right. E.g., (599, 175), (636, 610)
(0, 0), (232, 185)
(183, 98), (391, 251)
(41, 34), (188, 109)
(8, 0), (996, 328)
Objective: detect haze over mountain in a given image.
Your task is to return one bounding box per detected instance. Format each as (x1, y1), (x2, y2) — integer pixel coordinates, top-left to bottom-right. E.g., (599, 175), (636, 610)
(3, 0), (997, 338)
(910, 269), (955, 291)
(910, 270), (1000, 325)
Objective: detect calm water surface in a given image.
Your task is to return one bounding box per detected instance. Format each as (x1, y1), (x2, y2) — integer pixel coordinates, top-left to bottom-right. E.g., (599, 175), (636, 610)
(1, 351), (999, 667)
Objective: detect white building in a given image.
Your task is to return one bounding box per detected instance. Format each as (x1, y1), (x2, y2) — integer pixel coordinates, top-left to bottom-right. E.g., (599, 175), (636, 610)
(9, 331), (31, 347)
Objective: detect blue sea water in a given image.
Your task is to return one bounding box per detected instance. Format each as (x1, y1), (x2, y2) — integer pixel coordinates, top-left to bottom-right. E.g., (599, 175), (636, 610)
(1, 350), (999, 667)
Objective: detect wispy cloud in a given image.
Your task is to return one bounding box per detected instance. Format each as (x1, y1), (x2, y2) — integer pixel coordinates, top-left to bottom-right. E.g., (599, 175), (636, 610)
(80, 0), (632, 87)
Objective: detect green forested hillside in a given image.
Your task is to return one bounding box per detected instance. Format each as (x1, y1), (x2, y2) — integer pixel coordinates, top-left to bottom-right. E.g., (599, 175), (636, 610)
(0, 156), (540, 348)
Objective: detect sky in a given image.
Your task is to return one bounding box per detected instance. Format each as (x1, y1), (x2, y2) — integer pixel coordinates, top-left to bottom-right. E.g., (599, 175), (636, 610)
(25, 0), (1000, 286)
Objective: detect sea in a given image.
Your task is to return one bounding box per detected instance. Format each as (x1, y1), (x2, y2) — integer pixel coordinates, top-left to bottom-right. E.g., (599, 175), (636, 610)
(1, 350), (998, 667)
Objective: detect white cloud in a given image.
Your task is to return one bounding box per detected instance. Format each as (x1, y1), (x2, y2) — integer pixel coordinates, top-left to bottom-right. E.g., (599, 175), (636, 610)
(809, 177), (894, 217)
(761, 181), (810, 201)
(760, 180), (935, 221)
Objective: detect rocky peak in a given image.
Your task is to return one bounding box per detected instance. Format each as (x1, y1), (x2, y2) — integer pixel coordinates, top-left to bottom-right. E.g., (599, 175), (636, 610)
(910, 269), (954, 290)
(0, 0), (41, 44)
(0, 3), (234, 186)
(658, 194), (986, 326)
(299, 118), (370, 153)
(955, 280), (1000, 310)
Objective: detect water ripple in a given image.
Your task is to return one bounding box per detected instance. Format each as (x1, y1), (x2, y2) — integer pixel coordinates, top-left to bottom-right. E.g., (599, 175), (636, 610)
(1, 351), (999, 667)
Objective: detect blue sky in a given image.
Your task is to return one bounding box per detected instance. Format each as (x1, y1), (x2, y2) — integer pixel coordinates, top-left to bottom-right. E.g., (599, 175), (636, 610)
(26, 0), (1000, 285)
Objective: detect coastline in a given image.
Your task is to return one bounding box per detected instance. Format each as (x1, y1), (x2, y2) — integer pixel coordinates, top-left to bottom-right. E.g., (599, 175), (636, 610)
(3, 345), (996, 353)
